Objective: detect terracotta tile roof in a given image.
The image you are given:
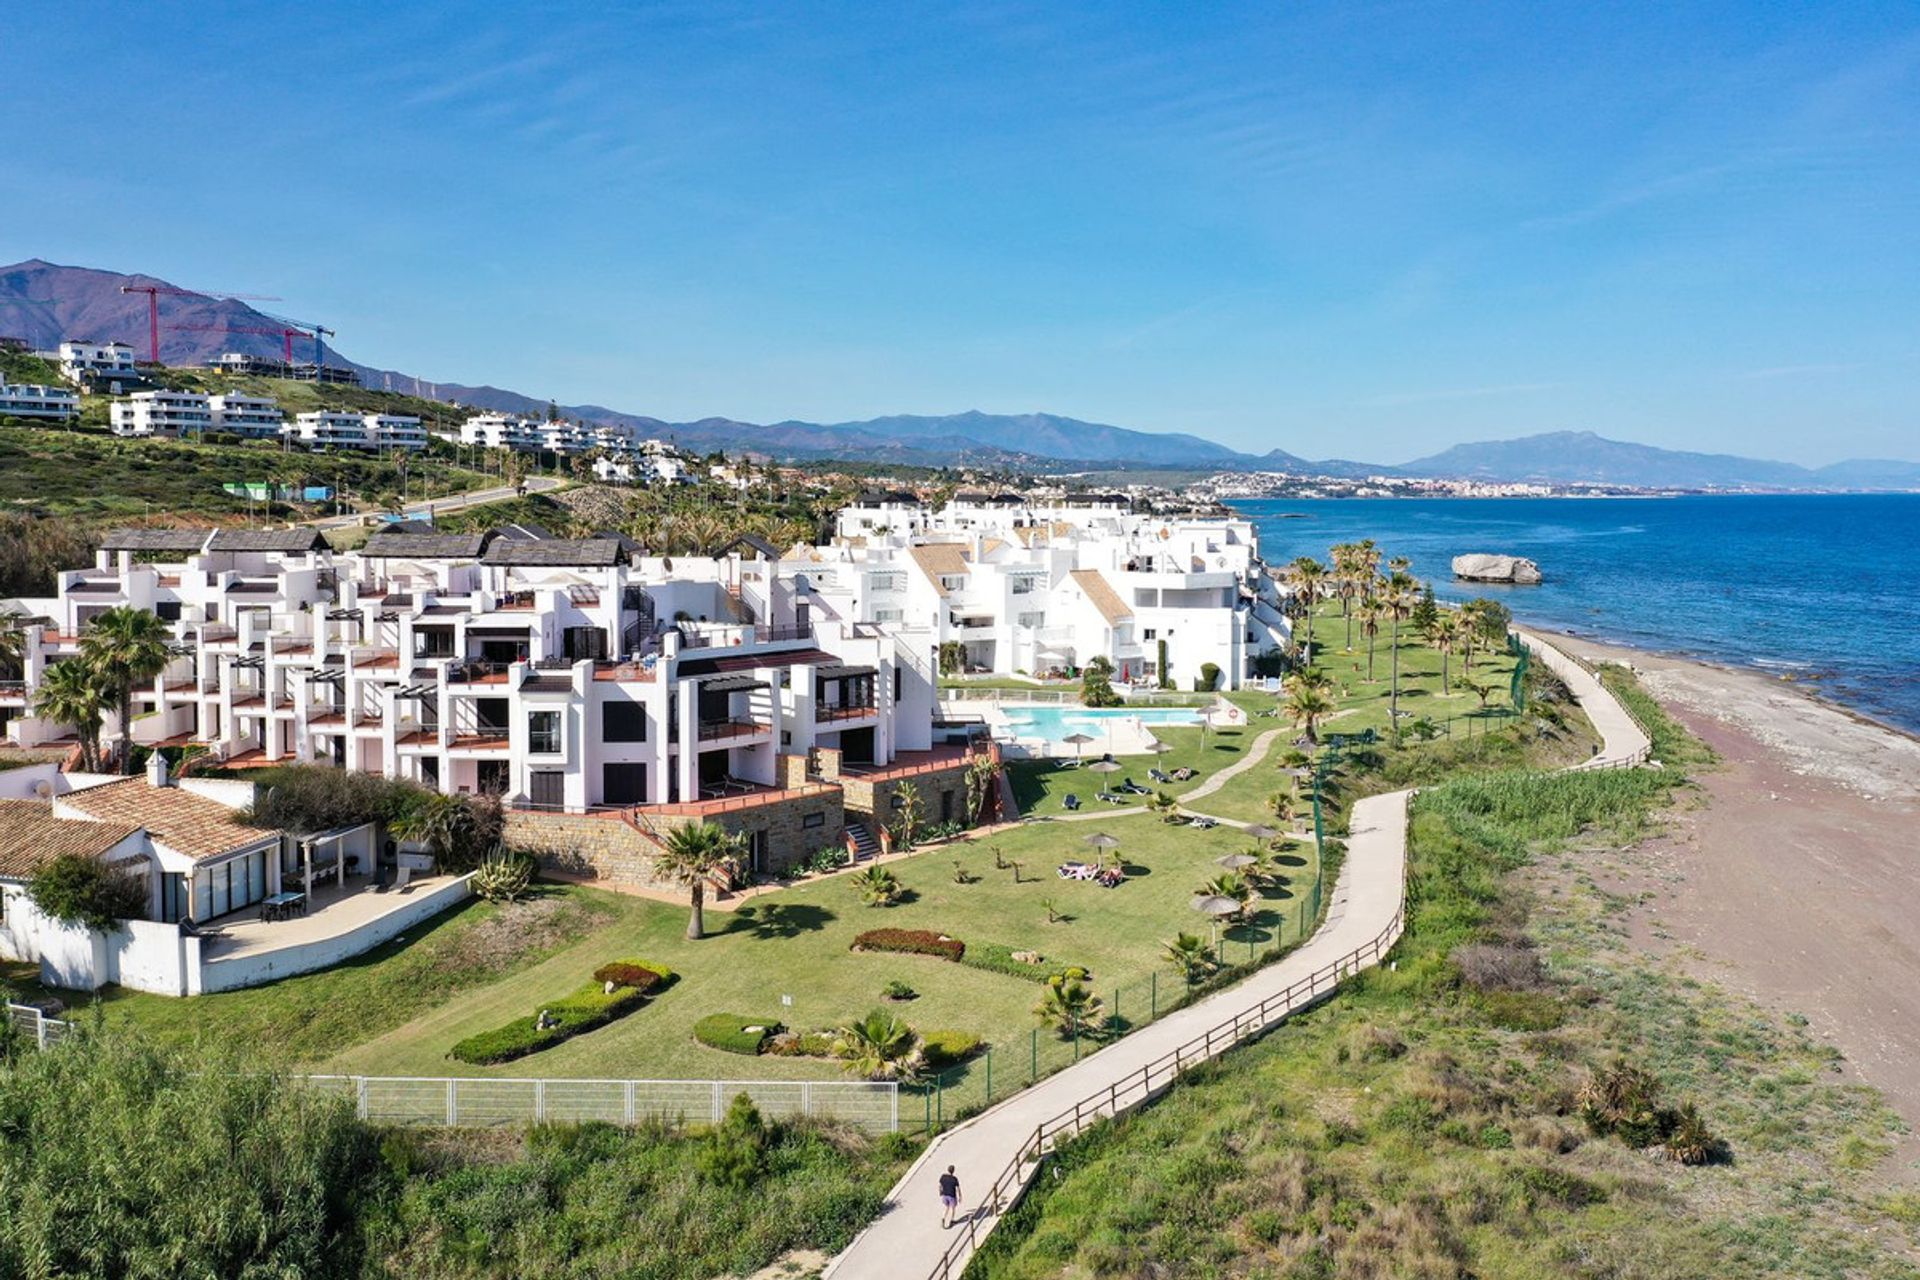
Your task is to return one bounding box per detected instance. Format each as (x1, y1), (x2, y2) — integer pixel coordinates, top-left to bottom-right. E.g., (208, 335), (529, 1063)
(60, 779), (270, 862)
(908, 544), (970, 597)
(1011, 522), (1074, 547)
(0, 800), (142, 879)
(1069, 569), (1133, 624)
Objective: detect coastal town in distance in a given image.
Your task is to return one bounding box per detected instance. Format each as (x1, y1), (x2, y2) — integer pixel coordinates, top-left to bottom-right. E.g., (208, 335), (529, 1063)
(3, 6), (1919, 1280)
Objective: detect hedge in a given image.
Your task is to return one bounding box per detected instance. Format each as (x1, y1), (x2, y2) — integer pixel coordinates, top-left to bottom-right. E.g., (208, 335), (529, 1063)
(449, 958), (675, 1065)
(695, 1014), (785, 1055)
(850, 929), (964, 962)
(958, 942), (1087, 983)
(921, 1030), (983, 1069)
(593, 959), (674, 991)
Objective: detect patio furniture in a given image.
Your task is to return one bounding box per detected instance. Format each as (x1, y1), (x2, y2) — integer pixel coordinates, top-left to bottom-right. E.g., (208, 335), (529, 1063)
(1191, 816), (1219, 830)
(1063, 794), (1082, 811)
(1148, 767), (1174, 784)
(395, 865), (413, 892)
(1096, 791), (1127, 805)
(260, 890), (307, 923)
(1171, 767), (1197, 782)
(1119, 778), (1150, 794)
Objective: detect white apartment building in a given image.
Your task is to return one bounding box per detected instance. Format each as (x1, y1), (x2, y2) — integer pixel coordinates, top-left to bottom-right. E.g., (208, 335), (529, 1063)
(459, 414), (548, 451)
(2, 527), (983, 881)
(58, 340), (138, 384)
(0, 381), (79, 421)
(368, 414), (427, 450)
(111, 390), (214, 438)
(289, 410), (370, 449)
(807, 494), (1289, 689)
(208, 393), (284, 438)
(287, 411), (424, 450)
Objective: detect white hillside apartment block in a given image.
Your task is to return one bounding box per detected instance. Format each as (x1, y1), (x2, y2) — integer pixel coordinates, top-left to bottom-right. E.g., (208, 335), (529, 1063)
(58, 340), (137, 384)
(0, 381), (79, 421)
(111, 389), (214, 438)
(289, 410), (370, 448)
(285, 411), (422, 450)
(208, 393), (285, 438)
(3, 527), (983, 888)
(459, 414), (548, 451)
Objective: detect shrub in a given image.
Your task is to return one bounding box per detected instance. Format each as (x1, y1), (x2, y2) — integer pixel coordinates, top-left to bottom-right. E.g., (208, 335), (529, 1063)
(592, 959), (673, 991)
(1197, 661), (1221, 692)
(470, 848), (537, 903)
(801, 845), (850, 875)
(450, 981), (650, 1065)
(766, 1030), (836, 1057)
(850, 865), (902, 907)
(920, 1029), (982, 1069)
(959, 942), (1065, 981)
(881, 980), (916, 1001)
(695, 1014), (784, 1055)
(851, 928), (963, 961)
(697, 1093), (768, 1190)
(28, 855), (147, 933)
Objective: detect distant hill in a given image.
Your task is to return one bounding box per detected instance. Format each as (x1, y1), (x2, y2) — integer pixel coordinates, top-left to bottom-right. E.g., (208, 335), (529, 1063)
(3, 258), (1914, 488)
(1398, 430), (1917, 491)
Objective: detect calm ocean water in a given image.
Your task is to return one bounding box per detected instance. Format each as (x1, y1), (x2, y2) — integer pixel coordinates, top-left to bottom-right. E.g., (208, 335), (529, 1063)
(1232, 494), (1920, 735)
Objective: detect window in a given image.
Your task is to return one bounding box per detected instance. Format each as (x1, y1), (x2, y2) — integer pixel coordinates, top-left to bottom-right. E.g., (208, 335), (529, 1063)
(873, 608), (904, 624)
(1143, 629), (1156, 640)
(1016, 611), (1044, 629)
(155, 601), (181, 621)
(802, 811), (826, 830)
(1011, 576), (1037, 594)
(528, 710), (562, 755)
(602, 701), (646, 743)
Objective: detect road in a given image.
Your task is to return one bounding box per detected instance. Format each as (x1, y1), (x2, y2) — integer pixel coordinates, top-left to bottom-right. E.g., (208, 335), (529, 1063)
(309, 475), (566, 530)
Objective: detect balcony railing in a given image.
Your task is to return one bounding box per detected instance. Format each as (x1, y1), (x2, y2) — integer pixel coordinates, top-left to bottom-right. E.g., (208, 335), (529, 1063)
(675, 622), (814, 649)
(0, 680), (25, 698)
(697, 718), (771, 742)
(816, 702), (877, 723)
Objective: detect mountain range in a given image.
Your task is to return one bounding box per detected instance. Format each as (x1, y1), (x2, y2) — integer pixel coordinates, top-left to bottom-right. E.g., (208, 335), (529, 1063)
(3, 258), (1914, 490)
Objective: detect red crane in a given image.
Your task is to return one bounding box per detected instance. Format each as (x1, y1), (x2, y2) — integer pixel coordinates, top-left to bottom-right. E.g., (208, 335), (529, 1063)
(168, 319), (330, 366)
(119, 284), (282, 363)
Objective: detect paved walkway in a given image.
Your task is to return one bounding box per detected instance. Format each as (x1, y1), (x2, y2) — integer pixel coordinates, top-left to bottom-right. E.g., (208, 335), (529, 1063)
(825, 632), (1646, 1280)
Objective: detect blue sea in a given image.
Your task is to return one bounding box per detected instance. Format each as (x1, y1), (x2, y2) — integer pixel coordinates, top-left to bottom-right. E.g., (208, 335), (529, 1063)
(1231, 494), (1920, 735)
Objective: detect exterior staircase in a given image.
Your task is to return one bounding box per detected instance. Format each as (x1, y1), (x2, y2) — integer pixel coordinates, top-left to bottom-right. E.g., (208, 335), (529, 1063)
(845, 821), (882, 862)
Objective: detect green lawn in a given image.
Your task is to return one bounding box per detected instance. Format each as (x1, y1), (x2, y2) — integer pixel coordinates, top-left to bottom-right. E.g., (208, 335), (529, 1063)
(5, 886), (620, 1061)
(323, 813), (1323, 1093)
(1007, 720), (1262, 817)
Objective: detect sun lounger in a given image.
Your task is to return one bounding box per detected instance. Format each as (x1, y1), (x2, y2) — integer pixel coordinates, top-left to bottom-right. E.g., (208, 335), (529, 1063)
(1063, 794), (1081, 811)
(1097, 791), (1128, 805)
(1171, 767), (1197, 782)
(1119, 778), (1151, 795)
(1191, 816), (1218, 830)
(1148, 767), (1173, 784)
(1053, 758), (1078, 769)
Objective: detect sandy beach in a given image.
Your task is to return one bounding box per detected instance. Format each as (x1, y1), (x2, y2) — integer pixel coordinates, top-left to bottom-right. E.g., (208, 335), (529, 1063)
(1545, 628), (1920, 1139)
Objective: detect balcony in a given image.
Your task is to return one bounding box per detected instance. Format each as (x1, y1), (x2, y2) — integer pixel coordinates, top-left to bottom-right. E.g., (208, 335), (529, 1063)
(697, 717), (771, 743)
(816, 701), (877, 723)
(0, 680), (26, 701)
(676, 622), (813, 650)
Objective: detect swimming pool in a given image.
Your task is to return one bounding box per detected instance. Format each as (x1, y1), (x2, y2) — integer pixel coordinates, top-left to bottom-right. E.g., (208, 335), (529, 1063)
(998, 704), (1203, 741)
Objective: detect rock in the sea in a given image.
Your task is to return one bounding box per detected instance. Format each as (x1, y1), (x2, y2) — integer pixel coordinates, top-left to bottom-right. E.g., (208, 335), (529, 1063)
(1452, 553), (1543, 585)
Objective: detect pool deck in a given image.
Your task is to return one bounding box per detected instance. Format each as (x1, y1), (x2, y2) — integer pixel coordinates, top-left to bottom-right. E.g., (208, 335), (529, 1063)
(970, 699), (1212, 758)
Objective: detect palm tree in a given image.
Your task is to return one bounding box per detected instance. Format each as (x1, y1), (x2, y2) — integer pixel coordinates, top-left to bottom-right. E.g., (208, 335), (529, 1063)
(1356, 596), (1384, 681)
(1268, 789), (1294, 825)
(1382, 573), (1417, 724)
(1196, 871), (1253, 918)
(1284, 557), (1325, 658)
(1283, 680), (1333, 744)
(1035, 980), (1106, 1039)
(1163, 932), (1216, 985)
(34, 660), (106, 772)
(392, 792), (477, 870)
(832, 1009), (924, 1080)
(79, 606), (173, 773)
(0, 609), (25, 678)
(850, 864), (901, 907)
(651, 820), (742, 939)
(1433, 611), (1462, 695)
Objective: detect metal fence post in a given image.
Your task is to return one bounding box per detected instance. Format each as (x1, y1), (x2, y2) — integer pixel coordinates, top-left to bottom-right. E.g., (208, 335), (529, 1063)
(802, 1081), (813, 1119)
(625, 1080), (636, 1125)
(357, 1077), (369, 1120)
(712, 1081), (722, 1124)
(1031, 1027), (1038, 1082)
(1151, 971), (1158, 1021)
(535, 1079), (546, 1122)
(936, 1074), (944, 1130)
(35, 1012), (46, 1050)
(446, 1079), (457, 1126)
(985, 1047), (993, 1103)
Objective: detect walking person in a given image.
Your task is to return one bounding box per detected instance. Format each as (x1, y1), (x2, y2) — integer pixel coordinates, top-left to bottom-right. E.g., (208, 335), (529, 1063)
(938, 1165), (962, 1228)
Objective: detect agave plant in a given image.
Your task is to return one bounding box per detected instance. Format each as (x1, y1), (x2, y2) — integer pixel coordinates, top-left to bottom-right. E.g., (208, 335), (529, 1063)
(850, 865), (902, 907)
(1034, 980), (1105, 1039)
(832, 1008), (924, 1080)
(470, 847), (537, 903)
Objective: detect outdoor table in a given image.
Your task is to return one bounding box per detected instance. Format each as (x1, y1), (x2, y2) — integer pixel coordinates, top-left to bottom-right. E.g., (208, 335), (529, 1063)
(261, 891), (307, 922)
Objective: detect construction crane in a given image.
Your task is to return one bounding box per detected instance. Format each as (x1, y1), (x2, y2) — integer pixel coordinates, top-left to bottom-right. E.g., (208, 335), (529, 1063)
(258, 310), (336, 370)
(168, 317), (333, 367)
(119, 284), (281, 364)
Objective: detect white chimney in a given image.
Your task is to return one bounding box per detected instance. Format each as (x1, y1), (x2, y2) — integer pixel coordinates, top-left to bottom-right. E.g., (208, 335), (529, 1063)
(147, 752), (172, 789)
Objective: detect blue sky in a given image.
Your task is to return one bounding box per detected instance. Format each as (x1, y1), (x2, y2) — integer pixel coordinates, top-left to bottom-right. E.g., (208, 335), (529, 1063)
(5, 2), (1918, 464)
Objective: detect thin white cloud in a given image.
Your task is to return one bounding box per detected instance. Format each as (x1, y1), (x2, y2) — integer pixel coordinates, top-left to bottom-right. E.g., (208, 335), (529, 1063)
(1733, 360), (1870, 380)
(1358, 382), (1562, 408)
